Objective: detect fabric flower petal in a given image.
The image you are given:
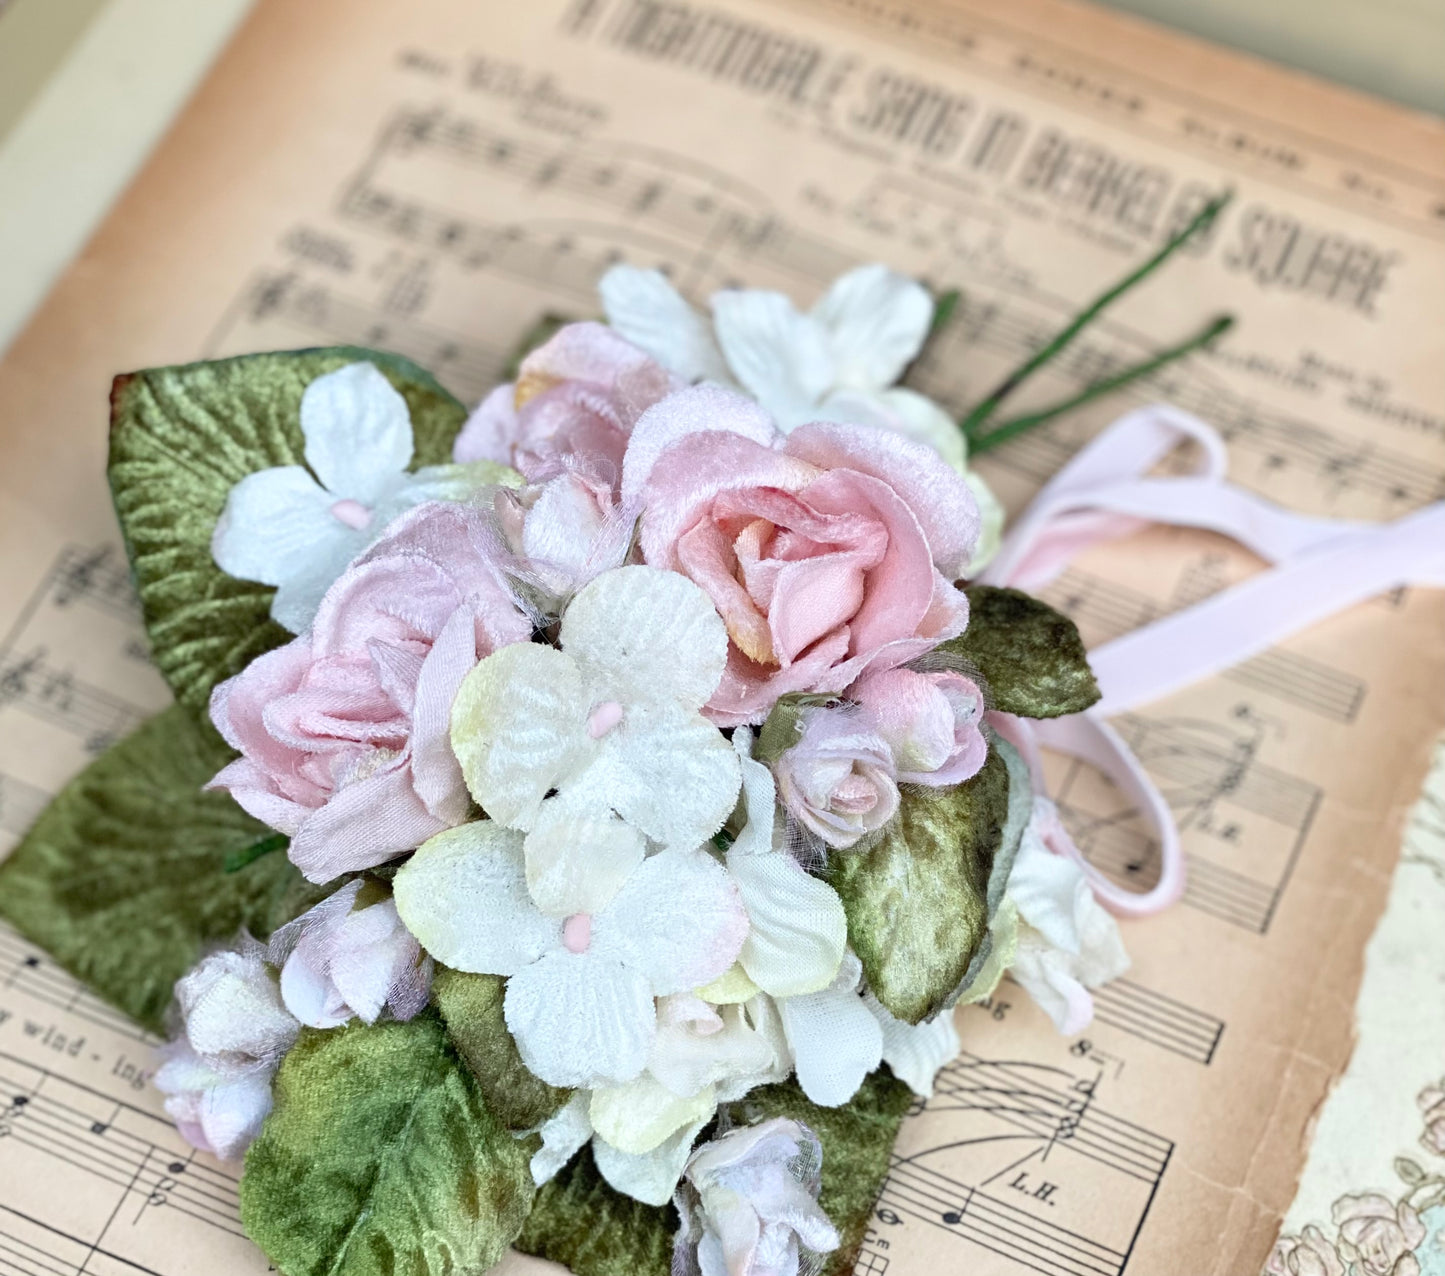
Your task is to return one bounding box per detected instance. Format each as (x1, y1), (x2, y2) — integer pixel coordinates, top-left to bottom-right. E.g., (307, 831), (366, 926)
(211, 465), (356, 588)
(595, 1114), (712, 1207)
(300, 362), (414, 503)
(864, 994), (960, 1098)
(453, 383), (523, 465)
(600, 265), (733, 384)
(594, 849), (749, 997)
(579, 700), (741, 851)
(561, 564), (730, 710)
(729, 852), (846, 999)
(525, 798), (647, 917)
(710, 289), (833, 428)
(776, 954), (882, 1108)
(392, 823), (560, 974)
(590, 1073), (717, 1155)
(621, 381), (782, 510)
(784, 421), (980, 579)
(505, 949), (656, 1088)
(531, 1092), (595, 1185)
(811, 264), (933, 391)
(450, 642), (588, 829)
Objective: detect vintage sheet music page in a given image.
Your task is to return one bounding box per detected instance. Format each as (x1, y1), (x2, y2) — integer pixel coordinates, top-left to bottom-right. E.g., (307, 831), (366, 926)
(0, 1), (1441, 1273)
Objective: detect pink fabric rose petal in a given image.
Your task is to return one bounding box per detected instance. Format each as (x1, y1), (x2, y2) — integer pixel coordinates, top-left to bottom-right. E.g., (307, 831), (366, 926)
(207, 502), (530, 883)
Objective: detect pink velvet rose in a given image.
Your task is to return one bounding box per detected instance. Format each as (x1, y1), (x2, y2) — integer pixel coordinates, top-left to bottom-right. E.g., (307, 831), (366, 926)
(622, 384), (979, 725)
(850, 666), (987, 786)
(452, 321), (680, 487)
(208, 502), (532, 882)
(773, 705), (900, 850)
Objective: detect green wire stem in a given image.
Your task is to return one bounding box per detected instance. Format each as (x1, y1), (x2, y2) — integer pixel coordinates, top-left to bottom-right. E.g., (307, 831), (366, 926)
(959, 191), (1234, 450)
(968, 314), (1235, 455)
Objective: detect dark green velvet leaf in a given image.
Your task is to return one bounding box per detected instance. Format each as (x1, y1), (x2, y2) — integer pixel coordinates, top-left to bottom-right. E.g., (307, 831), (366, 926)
(108, 347), (469, 711)
(0, 705), (311, 1034)
(515, 1071), (912, 1276)
(517, 1145), (676, 1276)
(945, 585), (1100, 718)
(432, 967), (570, 1130)
(241, 1013), (535, 1276)
(826, 747), (1012, 1024)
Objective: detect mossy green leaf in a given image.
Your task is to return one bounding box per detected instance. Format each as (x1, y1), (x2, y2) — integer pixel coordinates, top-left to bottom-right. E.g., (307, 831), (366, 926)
(108, 347), (470, 711)
(241, 1013), (535, 1276)
(944, 585), (1100, 718)
(826, 747), (1012, 1024)
(0, 705), (311, 1034)
(515, 1070), (912, 1276)
(432, 967), (570, 1130)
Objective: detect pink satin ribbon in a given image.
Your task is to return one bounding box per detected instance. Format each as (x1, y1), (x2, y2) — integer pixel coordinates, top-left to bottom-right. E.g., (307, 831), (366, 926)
(981, 403), (1445, 918)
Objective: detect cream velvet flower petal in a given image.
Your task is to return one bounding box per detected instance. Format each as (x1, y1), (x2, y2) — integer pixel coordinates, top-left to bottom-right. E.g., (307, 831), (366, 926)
(531, 1092), (594, 1185)
(580, 701), (741, 851)
(505, 950), (656, 1088)
(863, 994), (960, 1098)
(593, 849), (749, 997)
(450, 642), (588, 829)
(561, 565), (729, 709)
(211, 466), (357, 589)
(710, 288), (834, 428)
(300, 362), (414, 504)
(599, 265), (732, 384)
(729, 853), (846, 999)
(776, 954), (883, 1108)
(392, 823), (559, 975)
(874, 387), (969, 473)
(727, 730), (846, 997)
(594, 1115), (711, 1207)
(646, 998), (780, 1100)
(589, 1074), (717, 1156)
(525, 797), (647, 918)
(811, 264), (933, 391)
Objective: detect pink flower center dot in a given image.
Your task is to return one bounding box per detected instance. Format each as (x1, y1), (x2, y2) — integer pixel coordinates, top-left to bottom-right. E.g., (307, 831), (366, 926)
(562, 913), (592, 954)
(330, 499), (374, 531)
(586, 700), (624, 739)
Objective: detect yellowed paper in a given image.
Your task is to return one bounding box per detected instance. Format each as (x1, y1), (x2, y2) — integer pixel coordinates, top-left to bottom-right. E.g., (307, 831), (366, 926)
(0, 0), (1441, 1273)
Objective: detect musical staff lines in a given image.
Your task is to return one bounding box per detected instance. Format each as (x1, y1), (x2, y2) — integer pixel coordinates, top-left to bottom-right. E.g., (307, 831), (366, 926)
(873, 1054), (1171, 1275)
(0, 925), (155, 1045)
(0, 1051), (247, 1276)
(0, 650), (146, 759)
(0, 773), (48, 839)
(1055, 713), (1323, 933)
(1086, 979), (1224, 1066)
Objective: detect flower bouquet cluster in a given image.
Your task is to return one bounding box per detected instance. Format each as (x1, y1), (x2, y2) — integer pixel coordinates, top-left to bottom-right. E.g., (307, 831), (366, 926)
(1, 256), (1220, 1276)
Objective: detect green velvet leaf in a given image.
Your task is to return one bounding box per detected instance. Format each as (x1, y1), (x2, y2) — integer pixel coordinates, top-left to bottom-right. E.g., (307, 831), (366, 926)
(516, 1145), (676, 1276)
(432, 967), (570, 1130)
(946, 735), (1032, 1007)
(515, 1071), (912, 1276)
(826, 747), (1011, 1024)
(108, 347), (469, 711)
(0, 705), (311, 1034)
(241, 1013), (535, 1276)
(944, 585), (1100, 718)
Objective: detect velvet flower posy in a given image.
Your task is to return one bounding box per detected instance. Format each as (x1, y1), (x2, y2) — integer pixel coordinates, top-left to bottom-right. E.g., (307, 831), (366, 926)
(18, 253), (1157, 1276)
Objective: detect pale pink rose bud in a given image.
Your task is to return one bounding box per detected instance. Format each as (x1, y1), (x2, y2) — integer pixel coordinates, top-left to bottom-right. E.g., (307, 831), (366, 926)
(672, 1118), (839, 1276)
(850, 666), (987, 786)
(773, 707), (899, 850)
(268, 880), (432, 1030)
